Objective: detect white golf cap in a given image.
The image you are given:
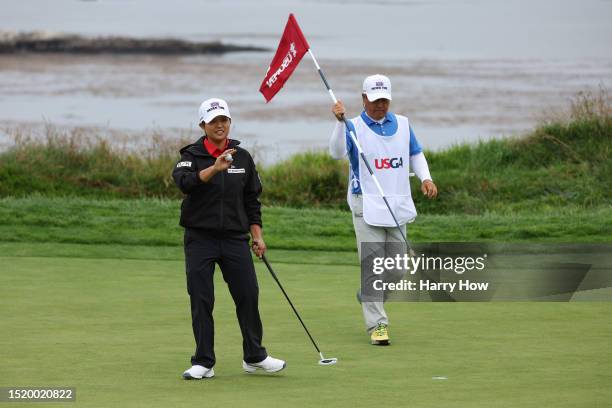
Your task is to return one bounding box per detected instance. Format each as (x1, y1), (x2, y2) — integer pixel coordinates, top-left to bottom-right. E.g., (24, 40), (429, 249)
(362, 74), (392, 102)
(198, 98), (231, 124)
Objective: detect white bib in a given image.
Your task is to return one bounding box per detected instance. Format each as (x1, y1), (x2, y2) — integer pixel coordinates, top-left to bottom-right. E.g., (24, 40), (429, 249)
(354, 114), (416, 226)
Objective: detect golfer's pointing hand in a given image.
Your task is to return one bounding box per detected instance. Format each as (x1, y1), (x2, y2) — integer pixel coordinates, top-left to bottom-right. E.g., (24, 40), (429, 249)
(332, 101), (346, 121)
(213, 148), (236, 172)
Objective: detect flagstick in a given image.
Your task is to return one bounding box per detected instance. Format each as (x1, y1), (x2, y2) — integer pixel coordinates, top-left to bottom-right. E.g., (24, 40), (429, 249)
(307, 49), (413, 252)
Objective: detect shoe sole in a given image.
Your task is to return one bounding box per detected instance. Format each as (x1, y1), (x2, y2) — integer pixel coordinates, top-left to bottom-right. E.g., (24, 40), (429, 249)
(243, 362), (286, 374)
(371, 339), (390, 346)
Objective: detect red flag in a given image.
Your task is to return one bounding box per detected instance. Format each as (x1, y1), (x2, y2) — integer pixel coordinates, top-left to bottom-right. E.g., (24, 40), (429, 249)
(259, 14), (310, 102)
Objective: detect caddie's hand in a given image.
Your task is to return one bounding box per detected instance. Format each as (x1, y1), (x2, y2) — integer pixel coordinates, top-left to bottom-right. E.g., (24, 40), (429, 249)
(421, 180), (438, 199)
(332, 101), (346, 121)
(251, 238), (267, 258)
(213, 148), (237, 172)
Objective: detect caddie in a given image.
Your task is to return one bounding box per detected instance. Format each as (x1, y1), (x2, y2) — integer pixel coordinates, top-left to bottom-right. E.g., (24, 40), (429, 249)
(329, 74), (438, 345)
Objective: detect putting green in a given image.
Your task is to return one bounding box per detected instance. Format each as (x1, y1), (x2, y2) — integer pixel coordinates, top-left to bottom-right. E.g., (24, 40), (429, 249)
(1, 255), (610, 407)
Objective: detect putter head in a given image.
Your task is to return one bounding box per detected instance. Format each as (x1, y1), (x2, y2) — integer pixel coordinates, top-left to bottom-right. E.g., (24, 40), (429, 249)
(318, 357), (338, 366)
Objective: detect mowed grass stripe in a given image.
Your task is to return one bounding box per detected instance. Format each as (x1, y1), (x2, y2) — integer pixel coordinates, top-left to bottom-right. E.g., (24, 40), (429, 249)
(1, 197), (611, 253)
(0, 242), (360, 266)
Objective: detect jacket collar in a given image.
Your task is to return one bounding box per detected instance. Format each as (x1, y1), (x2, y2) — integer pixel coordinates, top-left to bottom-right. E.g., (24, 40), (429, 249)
(180, 136), (241, 157)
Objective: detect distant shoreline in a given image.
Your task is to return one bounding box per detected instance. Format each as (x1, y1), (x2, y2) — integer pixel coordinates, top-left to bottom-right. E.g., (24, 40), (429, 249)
(0, 31), (269, 55)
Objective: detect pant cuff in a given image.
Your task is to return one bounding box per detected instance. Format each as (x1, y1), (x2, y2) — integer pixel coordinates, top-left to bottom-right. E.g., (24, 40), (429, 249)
(243, 353), (268, 364)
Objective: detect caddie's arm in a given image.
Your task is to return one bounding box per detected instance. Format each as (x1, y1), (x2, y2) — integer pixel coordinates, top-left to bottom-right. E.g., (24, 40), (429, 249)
(408, 127), (438, 199)
(410, 152), (438, 199)
(329, 100), (349, 159)
(332, 101), (345, 121)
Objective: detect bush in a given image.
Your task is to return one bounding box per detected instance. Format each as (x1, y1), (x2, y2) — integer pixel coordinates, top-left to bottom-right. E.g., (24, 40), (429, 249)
(259, 152), (348, 208)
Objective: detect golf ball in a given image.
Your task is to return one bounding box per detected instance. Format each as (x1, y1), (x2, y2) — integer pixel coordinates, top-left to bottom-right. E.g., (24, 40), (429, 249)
(225, 153), (233, 162)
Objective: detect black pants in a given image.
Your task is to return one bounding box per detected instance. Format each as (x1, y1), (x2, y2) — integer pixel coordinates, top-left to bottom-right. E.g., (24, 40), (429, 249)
(184, 228), (267, 368)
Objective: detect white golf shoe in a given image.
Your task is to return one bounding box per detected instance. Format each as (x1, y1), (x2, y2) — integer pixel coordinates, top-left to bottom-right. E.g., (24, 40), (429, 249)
(243, 356), (286, 373)
(182, 365), (215, 380)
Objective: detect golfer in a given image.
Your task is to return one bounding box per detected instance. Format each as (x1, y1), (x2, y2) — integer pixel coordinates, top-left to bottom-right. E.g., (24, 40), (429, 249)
(172, 98), (285, 379)
(329, 75), (438, 345)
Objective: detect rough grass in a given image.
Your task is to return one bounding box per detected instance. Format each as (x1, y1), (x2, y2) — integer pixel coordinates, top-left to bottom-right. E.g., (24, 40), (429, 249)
(0, 127), (186, 199)
(0, 91), (609, 214)
(422, 91), (612, 213)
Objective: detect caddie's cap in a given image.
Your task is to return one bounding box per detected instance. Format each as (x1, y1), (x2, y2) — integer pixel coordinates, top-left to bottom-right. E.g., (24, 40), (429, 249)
(198, 98), (231, 124)
(362, 74), (392, 102)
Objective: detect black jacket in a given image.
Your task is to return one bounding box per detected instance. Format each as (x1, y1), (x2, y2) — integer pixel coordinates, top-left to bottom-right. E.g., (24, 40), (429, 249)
(172, 136), (262, 234)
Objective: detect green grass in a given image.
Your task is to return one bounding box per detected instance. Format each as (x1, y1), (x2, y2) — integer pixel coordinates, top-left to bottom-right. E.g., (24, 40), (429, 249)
(1, 197), (611, 260)
(1, 255), (611, 408)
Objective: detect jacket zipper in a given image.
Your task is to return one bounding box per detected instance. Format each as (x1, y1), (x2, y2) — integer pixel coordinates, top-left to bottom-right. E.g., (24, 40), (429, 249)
(220, 166), (225, 231)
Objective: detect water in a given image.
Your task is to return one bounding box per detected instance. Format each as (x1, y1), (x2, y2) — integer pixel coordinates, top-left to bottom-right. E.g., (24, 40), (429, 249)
(1, 0), (611, 163)
(4, 0), (611, 60)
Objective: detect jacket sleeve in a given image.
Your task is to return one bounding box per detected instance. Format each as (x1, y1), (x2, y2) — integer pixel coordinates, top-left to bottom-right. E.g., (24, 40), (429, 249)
(244, 152), (263, 227)
(409, 152), (432, 182)
(329, 121), (347, 159)
(172, 152), (203, 194)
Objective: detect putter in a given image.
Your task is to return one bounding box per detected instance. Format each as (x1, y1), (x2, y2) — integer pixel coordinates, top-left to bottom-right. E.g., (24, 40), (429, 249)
(260, 254), (338, 366)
